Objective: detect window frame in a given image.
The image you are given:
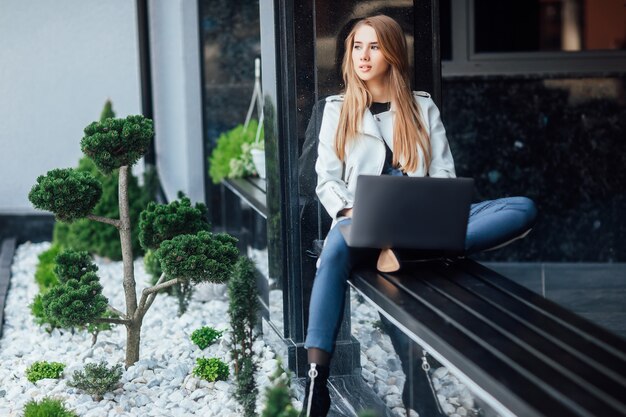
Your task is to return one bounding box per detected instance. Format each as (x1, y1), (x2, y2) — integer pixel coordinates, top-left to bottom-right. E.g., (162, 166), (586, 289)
(442, 0), (626, 77)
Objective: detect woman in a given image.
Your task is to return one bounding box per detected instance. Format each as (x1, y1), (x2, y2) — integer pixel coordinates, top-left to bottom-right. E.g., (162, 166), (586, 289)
(302, 15), (536, 417)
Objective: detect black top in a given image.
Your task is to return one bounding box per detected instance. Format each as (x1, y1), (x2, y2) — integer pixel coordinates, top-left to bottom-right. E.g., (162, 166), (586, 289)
(370, 102), (404, 176)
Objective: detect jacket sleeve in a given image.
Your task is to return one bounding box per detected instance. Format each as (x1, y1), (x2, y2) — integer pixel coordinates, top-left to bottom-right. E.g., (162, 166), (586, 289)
(315, 103), (354, 220)
(425, 98), (456, 178)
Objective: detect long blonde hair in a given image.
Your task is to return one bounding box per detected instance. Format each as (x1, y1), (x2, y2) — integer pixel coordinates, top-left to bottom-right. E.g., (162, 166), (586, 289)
(335, 15), (431, 173)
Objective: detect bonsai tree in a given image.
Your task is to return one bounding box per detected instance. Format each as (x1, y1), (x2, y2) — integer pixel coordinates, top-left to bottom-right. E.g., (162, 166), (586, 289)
(29, 114), (239, 367)
(53, 100), (154, 260)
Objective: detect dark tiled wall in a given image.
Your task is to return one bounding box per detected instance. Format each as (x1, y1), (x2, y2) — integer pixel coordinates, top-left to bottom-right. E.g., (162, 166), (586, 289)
(442, 76), (626, 261)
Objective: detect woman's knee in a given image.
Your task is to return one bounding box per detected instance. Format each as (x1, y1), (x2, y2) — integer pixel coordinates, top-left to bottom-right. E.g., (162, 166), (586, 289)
(511, 196), (537, 228)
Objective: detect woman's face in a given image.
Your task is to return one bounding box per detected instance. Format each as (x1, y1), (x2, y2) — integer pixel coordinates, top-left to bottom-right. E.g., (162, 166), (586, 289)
(351, 25), (389, 86)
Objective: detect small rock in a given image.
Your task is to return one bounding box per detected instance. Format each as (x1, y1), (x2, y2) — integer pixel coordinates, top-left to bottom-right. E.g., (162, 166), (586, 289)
(190, 389), (207, 401)
(433, 367), (449, 379)
(442, 403), (456, 415)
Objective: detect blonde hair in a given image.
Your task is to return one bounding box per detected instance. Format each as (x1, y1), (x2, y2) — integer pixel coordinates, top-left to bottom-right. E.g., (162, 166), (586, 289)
(335, 15), (431, 173)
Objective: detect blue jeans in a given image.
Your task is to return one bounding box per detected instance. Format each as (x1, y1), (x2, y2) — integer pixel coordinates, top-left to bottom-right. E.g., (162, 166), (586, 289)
(304, 196), (537, 353)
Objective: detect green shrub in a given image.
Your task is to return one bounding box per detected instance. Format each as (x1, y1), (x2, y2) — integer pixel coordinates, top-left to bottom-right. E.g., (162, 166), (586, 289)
(81, 115), (153, 175)
(34, 244), (62, 291)
(26, 361), (65, 383)
(144, 249), (163, 279)
(139, 194), (211, 251)
(23, 398), (77, 417)
(229, 257), (260, 417)
(191, 326), (223, 350)
(236, 355), (258, 417)
(156, 231), (238, 284)
(30, 294), (60, 328)
(260, 360), (298, 417)
(192, 357), (229, 382)
(54, 249), (98, 283)
(139, 194), (212, 315)
(41, 272), (108, 328)
(68, 361), (123, 401)
(209, 120), (263, 184)
(28, 168), (102, 222)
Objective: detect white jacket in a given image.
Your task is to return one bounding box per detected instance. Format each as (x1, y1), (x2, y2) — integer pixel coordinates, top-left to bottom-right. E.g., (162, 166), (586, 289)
(315, 91), (456, 225)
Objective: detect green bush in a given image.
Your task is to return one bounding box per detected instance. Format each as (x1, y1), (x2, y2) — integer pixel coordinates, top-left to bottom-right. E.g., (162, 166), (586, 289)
(41, 272), (108, 328)
(23, 398), (77, 417)
(28, 168), (102, 222)
(209, 120), (263, 184)
(260, 361), (298, 417)
(191, 326), (223, 350)
(68, 361), (123, 401)
(229, 257), (260, 417)
(54, 249), (98, 283)
(30, 293), (60, 328)
(139, 194), (212, 315)
(156, 231), (239, 284)
(139, 194), (211, 251)
(81, 115), (153, 175)
(34, 244), (62, 291)
(26, 361), (65, 383)
(192, 357), (230, 382)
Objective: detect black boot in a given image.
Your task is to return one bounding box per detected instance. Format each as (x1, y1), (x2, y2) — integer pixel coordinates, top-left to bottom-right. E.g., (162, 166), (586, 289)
(300, 363), (331, 417)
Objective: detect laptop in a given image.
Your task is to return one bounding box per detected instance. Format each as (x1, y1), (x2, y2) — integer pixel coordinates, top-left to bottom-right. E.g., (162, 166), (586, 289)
(339, 175), (474, 254)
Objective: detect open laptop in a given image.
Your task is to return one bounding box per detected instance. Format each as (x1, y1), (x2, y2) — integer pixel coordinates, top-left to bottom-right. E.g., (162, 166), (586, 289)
(339, 175), (474, 254)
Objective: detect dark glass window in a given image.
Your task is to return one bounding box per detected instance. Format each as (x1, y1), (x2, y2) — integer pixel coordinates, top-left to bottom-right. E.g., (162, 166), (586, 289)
(440, 0), (451, 60)
(474, 0), (626, 53)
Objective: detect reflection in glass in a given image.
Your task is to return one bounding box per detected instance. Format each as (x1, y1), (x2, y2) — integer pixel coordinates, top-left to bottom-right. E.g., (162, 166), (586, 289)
(350, 288), (483, 417)
(198, 0), (261, 227)
(475, 0), (626, 53)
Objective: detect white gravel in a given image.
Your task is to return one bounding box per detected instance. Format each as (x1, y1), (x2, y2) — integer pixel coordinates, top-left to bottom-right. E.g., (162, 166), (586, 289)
(0, 242), (280, 417)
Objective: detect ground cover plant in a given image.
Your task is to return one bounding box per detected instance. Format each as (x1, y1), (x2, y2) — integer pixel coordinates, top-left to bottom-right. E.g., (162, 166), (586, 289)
(25, 361), (65, 383)
(28, 114), (239, 367)
(192, 357), (230, 382)
(190, 326), (223, 350)
(23, 398), (78, 417)
(68, 361), (123, 401)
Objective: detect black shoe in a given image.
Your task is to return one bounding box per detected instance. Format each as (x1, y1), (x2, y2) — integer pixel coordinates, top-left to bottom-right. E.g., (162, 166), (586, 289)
(300, 363), (330, 417)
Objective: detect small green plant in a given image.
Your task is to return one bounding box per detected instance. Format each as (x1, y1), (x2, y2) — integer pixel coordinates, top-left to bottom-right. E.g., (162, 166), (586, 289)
(26, 361), (65, 383)
(209, 119), (263, 183)
(23, 397), (78, 417)
(191, 326), (224, 350)
(192, 357), (230, 382)
(68, 361), (123, 401)
(34, 244), (62, 291)
(229, 257), (260, 417)
(260, 360), (298, 417)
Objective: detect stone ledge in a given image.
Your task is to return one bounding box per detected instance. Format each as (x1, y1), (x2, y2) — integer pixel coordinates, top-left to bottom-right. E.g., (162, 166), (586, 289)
(0, 237), (17, 339)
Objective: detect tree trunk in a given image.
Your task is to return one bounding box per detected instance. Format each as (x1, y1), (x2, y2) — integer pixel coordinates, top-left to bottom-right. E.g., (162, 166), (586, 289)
(118, 165), (140, 367)
(125, 321), (141, 368)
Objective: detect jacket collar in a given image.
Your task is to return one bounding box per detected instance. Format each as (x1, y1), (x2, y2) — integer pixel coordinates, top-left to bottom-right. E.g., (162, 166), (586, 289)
(361, 107), (394, 140)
